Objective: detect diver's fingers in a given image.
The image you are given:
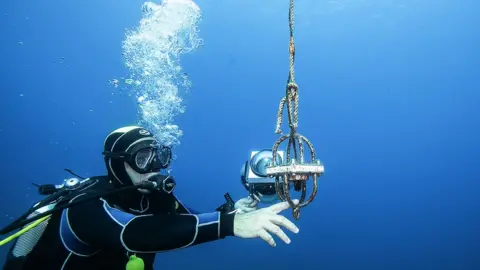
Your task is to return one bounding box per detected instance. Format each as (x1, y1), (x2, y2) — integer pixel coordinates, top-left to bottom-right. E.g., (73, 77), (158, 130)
(270, 214), (299, 234)
(248, 198), (259, 208)
(268, 199), (299, 214)
(257, 229), (276, 247)
(264, 222), (291, 244)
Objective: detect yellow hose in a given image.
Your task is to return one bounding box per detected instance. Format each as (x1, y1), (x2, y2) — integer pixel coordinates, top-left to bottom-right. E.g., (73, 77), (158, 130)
(0, 215), (52, 247)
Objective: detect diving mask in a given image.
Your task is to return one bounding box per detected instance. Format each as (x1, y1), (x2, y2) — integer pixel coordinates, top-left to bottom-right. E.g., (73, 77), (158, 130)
(103, 141), (172, 174)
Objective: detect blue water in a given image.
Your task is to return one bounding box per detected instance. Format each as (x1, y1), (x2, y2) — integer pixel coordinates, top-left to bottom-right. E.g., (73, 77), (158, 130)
(1, 0), (479, 269)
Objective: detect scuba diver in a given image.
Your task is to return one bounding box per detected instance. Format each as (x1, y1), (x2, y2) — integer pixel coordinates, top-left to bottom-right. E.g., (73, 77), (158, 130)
(1, 126), (299, 270)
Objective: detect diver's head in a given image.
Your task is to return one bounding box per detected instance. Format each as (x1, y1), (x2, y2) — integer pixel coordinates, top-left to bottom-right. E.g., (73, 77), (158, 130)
(102, 126), (173, 193)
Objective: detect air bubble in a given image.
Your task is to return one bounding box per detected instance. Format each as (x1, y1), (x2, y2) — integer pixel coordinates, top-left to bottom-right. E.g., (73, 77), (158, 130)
(122, 0), (202, 147)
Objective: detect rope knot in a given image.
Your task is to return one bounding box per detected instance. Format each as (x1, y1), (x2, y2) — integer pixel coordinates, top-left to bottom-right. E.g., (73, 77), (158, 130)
(287, 83), (298, 97)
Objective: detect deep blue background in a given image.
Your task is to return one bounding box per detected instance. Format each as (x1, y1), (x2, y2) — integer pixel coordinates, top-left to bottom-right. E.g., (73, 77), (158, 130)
(1, 0), (479, 269)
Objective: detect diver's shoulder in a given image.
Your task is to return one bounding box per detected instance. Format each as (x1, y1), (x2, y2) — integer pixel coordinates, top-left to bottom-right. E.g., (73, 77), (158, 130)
(67, 176), (114, 203)
(82, 175), (114, 191)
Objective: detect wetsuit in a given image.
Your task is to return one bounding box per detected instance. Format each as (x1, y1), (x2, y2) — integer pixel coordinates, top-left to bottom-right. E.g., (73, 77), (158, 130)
(3, 176), (235, 270)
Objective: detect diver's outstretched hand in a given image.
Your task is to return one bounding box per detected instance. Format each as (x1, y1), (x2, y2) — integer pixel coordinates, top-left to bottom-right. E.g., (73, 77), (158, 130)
(233, 199), (299, 247)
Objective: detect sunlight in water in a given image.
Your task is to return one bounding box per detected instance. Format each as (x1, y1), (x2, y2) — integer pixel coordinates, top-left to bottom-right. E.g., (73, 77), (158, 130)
(122, 0), (202, 147)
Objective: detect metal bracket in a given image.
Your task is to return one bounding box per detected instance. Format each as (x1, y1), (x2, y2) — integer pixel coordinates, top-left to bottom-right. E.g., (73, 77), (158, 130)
(266, 159), (324, 180)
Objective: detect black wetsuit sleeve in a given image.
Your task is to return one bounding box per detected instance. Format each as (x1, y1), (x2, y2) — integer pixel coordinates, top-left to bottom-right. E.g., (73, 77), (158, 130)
(67, 196), (235, 253)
